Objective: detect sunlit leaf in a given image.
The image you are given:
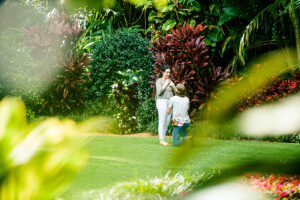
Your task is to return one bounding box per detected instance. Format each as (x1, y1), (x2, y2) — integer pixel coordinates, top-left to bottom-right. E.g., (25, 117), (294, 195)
(162, 19), (177, 31)
(208, 27), (223, 42)
(0, 97), (116, 199)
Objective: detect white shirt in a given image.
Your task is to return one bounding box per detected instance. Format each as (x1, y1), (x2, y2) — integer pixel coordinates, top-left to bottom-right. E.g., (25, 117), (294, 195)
(168, 96), (191, 124)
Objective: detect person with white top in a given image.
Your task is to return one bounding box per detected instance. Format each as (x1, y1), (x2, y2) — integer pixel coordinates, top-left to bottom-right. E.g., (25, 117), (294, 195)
(155, 65), (178, 145)
(167, 83), (191, 146)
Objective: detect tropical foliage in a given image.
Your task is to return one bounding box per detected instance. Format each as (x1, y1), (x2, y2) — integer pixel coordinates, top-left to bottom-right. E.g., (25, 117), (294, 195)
(236, 69), (300, 112)
(242, 173), (300, 200)
(220, 0), (300, 71)
(22, 11), (92, 114)
(150, 23), (229, 113)
(79, 171), (215, 200)
(0, 1), (300, 200)
(0, 97), (88, 200)
(89, 29), (154, 133)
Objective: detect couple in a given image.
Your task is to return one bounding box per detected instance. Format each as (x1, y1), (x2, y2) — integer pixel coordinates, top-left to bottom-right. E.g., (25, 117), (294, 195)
(155, 65), (191, 146)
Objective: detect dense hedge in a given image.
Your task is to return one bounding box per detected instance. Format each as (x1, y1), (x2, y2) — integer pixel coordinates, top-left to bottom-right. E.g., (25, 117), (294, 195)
(89, 29), (155, 133)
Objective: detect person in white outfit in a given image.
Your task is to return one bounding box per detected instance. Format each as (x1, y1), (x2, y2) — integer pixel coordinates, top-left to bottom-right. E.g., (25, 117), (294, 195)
(155, 65), (177, 145)
(167, 84), (191, 146)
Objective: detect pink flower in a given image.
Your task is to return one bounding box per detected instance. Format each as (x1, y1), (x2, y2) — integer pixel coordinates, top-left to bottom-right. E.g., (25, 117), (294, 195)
(280, 190), (289, 197)
(287, 183), (294, 188)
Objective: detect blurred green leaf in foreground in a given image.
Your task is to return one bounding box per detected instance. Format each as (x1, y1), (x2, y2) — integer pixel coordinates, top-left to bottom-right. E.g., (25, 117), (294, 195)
(174, 48), (300, 199)
(0, 97), (113, 200)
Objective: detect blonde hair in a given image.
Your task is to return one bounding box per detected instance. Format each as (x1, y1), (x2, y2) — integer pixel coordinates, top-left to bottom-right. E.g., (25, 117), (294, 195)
(175, 83), (186, 97)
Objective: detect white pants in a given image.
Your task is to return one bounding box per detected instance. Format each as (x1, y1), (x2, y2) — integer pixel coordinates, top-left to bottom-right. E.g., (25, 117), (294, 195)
(156, 99), (171, 140)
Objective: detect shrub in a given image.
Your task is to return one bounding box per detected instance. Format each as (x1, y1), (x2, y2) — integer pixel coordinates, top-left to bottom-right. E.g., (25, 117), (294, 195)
(241, 173), (300, 200)
(89, 29), (154, 133)
(79, 171), (215, 200)
(150, 23), (229, 115)
(42, 52), (92, 113)
(109, 82), (139, 134)
(235, 69), (300, 113)
(0, 28), (45, 114)
(190, 121), (300, 143)
(22, 12), (92, 114)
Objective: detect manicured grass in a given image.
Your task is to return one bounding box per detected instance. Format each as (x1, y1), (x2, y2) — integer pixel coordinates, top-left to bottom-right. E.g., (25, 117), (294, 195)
(62, 136), (300, 199)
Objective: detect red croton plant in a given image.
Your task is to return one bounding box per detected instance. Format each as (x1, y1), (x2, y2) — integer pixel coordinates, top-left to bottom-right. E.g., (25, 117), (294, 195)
(22, 12), (92, 113)
(150, 23), (230, 115)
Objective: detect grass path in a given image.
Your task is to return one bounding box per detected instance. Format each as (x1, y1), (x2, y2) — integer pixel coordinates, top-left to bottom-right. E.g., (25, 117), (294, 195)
(63, 136), (300, 199)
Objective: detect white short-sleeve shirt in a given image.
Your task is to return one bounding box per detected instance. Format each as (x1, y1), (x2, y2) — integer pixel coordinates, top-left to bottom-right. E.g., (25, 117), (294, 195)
(168, 96), (191, 124)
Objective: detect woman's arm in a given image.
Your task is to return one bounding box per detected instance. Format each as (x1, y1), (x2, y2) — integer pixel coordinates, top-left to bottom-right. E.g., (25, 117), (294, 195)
(167, 98), (173, 115)
(169, 81), (179, 94)
(157, 79), (171, 96)
(167, 107), (172, 115)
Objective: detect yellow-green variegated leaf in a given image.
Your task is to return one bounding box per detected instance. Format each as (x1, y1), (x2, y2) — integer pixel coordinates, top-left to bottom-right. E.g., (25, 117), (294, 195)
(0, 97), (94, 200)
(162, 19), (177, 32)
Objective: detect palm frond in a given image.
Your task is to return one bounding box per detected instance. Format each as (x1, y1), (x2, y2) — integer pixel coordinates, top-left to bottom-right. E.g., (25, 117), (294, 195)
(237, 2), (276, 66)
(221, 35), (236, 56)
(295, 0), (300, 8)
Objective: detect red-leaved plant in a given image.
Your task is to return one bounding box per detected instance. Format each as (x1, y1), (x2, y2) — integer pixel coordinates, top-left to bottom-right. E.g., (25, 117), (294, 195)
(235, 68), (300, 113)
(241, 173), (300, 200)
(22, 12), (92, 113)
(43, 52), (92, 113)
(150, 23), (229, 114)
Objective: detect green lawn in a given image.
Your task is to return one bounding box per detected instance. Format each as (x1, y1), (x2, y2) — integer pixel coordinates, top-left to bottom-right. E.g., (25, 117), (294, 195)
(63, 136), (300, 199)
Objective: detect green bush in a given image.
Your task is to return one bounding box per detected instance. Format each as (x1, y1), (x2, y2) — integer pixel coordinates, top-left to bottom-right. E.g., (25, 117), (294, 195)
(79, 170), (215, 200)
(0, 28), (45, 114)
(189, 121), (300, 143)
(22, 12), (92, 115)
(89, 29), (154, 133)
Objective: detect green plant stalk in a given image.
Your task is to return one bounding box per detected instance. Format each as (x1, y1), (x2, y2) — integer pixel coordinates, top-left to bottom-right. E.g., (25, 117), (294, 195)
(289, 1), (300, 66)
(174, 8), (180, 21)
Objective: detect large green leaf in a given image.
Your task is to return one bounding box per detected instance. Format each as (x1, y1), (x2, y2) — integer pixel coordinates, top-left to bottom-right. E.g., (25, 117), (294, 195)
(148, 10), (163, 23)
(162, 19), (177, 31)
(191, 1), (201, 12)
(64, 0), (115, 9)
(222, 0), (275, 19)
(158, 4), (175, 12)
(187, 18), (196, 26)
(204, 38), (211, 45)
(218, 14), (233, 25)
(222, 0), (249, 18)
(208, 27), (224, 42)
(148, 10), (157, 22)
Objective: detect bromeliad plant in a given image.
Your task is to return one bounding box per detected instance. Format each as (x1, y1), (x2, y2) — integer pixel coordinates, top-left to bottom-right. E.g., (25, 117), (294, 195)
(150, 23), (229, 114)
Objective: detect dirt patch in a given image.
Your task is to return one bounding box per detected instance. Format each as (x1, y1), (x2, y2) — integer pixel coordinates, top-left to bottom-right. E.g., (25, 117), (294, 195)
(86, 132), (172, 138)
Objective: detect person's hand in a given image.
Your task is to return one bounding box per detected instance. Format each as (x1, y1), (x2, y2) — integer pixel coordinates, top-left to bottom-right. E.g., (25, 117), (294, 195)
(169, 81), (175, 88)
(162, 79), (171, 91)
(166, 79), (171, 85)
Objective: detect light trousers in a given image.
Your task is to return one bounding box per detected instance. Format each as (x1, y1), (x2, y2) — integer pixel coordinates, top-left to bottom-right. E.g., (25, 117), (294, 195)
(156, 99), (171, 140)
